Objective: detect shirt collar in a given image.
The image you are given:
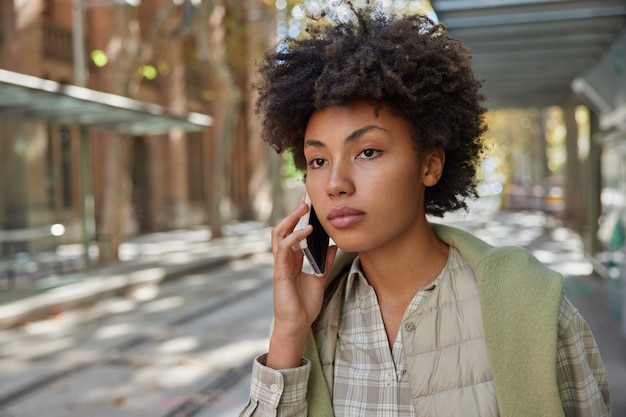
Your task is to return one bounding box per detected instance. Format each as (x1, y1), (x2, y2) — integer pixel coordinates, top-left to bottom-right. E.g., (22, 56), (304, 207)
(345, 257), (367, 300)
(344, 251), (450, 301)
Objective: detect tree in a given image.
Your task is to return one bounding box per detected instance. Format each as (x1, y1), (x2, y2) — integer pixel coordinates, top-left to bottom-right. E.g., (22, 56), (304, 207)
(90, 0), (276, 260)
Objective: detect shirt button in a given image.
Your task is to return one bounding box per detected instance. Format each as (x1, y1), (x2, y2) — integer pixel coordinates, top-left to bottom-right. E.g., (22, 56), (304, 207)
(386, 371), (394, 385)
(270, 384), (279, 393)
(404, 322), (416, 332)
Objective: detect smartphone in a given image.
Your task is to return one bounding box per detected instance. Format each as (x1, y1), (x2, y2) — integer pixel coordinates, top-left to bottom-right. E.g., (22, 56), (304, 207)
(295, 194), (330, 276)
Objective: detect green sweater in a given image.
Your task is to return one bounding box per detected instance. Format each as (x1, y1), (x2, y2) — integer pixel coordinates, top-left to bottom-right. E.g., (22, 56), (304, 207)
(303, 223), (565, 417)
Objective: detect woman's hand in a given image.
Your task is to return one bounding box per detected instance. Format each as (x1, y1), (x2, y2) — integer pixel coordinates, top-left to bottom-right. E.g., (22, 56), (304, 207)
(266, 199), (337, 370)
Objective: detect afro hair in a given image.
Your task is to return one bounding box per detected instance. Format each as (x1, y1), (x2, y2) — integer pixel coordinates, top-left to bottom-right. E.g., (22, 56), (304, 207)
(254, 1), (487, 216)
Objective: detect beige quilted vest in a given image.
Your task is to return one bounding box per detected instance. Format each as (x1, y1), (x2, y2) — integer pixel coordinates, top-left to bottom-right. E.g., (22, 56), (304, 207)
(402, 249), (498, 416)
(315, 249), (498, 416)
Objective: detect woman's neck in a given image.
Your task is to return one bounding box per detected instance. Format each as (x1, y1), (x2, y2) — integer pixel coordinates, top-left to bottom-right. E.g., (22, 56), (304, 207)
(358, 221), (449, 300)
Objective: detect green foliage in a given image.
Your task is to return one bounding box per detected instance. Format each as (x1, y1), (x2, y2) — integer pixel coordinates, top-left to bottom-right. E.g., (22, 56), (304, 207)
(282, 150), (304, 183)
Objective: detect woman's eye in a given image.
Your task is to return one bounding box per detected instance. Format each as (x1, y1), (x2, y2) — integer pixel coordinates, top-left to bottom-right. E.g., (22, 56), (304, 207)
(307, 158), (327, 169)
(358, 149), (381, 159)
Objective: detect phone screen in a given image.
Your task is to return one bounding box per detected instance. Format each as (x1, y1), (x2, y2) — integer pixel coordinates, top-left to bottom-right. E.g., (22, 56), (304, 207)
(304, 205), (330, 275)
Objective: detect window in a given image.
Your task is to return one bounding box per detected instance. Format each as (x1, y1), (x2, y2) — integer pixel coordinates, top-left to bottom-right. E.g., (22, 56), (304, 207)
(186, 131), (205, 202)
(59, 126), (73, 210)
(45, 124), (73, 211)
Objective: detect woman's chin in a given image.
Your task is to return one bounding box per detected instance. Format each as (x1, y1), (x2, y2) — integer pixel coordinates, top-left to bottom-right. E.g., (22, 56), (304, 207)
(331, 238), (371, 255)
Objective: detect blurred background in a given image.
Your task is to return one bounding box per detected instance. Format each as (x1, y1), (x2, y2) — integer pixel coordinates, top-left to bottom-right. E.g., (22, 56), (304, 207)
(0, 0), (625, 416)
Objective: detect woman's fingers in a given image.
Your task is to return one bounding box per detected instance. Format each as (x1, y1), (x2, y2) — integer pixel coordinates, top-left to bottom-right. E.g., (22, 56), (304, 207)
(271, 201), (310, 255)
(269, 200), (334, 341)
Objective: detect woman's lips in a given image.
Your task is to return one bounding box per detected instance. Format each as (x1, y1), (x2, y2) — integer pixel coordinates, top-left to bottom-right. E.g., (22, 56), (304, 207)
(327, 207), (366, 229)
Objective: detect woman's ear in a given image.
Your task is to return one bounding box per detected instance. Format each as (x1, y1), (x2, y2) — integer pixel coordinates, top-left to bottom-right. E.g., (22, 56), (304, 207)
(422, 148), (445, 187)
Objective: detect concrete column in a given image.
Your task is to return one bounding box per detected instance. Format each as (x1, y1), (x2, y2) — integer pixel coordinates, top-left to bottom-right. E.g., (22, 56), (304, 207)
(165, 128), (193, 229)
(563, 101), (584, 229)
(586, 112), (602, 256)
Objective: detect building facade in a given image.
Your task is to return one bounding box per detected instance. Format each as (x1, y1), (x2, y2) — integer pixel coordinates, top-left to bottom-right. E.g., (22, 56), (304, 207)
(0, 0), (275, 281)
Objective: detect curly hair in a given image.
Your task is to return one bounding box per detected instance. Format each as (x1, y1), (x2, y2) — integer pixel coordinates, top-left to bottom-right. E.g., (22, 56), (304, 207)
(254, 1), (487, 216)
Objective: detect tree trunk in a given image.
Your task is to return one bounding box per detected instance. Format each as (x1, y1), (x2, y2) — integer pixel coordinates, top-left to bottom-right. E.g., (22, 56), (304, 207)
(193, 0), (240, 238)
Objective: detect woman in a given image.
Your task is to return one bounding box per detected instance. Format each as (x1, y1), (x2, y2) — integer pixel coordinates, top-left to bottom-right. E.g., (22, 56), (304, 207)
(241, 2), (610, 416)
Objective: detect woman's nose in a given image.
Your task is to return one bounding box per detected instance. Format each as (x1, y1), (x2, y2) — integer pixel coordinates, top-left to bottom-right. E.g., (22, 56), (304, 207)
(326, 163), (355, 197)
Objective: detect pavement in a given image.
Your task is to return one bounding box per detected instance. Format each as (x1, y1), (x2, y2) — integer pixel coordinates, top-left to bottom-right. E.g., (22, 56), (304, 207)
(0, 202), (625, 414)
(0, 221), (272, 330)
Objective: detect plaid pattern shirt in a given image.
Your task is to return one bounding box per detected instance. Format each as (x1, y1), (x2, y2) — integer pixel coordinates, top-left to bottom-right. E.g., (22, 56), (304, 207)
(241, 250), (610, 417)
(331, 253), (446, 417)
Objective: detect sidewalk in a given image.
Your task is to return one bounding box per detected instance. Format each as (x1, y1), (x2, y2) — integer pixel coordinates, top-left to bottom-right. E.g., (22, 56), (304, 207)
(0, 222), (272, 330)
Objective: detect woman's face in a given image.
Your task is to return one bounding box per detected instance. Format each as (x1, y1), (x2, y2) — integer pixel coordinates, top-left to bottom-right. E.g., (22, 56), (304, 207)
(303, 100), (443, 255)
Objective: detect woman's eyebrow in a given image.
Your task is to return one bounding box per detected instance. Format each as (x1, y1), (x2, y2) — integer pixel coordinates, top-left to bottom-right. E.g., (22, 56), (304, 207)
(345, 125), (388, 143)
(304, 139), (325, 148)
(304, 125), (389, 148)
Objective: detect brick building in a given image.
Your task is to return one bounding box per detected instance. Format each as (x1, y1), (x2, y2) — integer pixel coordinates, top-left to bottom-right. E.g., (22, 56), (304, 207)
(0, 0), (275, 279)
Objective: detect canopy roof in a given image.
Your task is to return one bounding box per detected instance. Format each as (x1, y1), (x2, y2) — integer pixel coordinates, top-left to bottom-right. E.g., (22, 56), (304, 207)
(0, 69), (212, 135)
(430, 0), (626, 109)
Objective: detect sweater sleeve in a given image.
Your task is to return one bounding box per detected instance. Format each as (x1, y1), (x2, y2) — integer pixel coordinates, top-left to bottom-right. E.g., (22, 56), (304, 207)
(239, 354), (310, 417)
(556, 296), (610, 417)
